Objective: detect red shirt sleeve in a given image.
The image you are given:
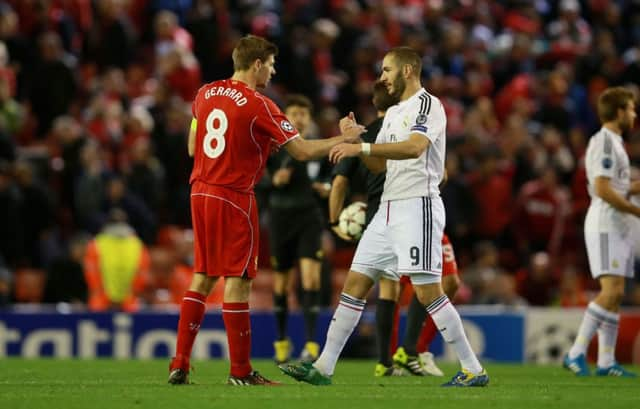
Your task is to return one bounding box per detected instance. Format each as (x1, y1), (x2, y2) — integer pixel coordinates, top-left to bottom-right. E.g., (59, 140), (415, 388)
(256, 96), (299, 147)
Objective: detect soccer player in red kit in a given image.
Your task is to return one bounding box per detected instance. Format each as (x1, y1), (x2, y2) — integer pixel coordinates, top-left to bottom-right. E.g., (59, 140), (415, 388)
(168, 34), (364, 386)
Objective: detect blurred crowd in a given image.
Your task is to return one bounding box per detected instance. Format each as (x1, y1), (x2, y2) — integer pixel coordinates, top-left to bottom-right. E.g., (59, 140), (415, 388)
(1, 0), (640, 310)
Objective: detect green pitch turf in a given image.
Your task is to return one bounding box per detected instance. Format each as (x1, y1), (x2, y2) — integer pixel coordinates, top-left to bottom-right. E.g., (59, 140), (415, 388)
(0, 359), (637, 409)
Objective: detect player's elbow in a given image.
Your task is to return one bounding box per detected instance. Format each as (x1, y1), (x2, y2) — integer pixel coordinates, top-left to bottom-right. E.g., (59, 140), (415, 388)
(407, 143), (425, 159)
(594, 184), (610, 202)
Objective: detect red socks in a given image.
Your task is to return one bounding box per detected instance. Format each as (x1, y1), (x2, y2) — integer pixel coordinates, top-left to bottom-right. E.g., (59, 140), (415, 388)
(172, 293), (253, 378)
(417, 314), (438, 353)
(222, 302), (252, 377)
(172, 290), (206, 369)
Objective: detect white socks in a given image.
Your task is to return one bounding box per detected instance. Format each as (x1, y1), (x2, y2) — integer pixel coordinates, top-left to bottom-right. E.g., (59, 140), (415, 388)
(597, 312), (620, 368)
(569, 301), (619, 365)
(426, 294), (483, 374)
(313, 293), (365, 376)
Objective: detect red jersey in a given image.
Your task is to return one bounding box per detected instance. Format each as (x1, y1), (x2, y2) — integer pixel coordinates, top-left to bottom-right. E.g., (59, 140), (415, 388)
(189, 79), (299, 192)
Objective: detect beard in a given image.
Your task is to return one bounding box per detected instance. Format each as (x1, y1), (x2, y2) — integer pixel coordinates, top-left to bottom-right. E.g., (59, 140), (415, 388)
(620, 116), (633, 134)
(390, 75), (406, 100)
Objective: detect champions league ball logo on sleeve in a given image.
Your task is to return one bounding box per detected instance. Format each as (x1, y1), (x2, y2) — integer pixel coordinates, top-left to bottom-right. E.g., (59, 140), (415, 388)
(411, 114), (428, 133)
(280, 120), (294, 132)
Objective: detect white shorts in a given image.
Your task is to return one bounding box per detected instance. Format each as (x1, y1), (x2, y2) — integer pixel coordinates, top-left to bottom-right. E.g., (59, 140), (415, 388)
(351, 196), (444, 285)
(584, 230), (634, 278)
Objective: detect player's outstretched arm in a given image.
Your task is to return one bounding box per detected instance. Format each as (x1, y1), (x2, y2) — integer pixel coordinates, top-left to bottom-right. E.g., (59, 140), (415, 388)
(368, 133), (430, 159)
(329, 133), (429, 164)
(594, 176), (640, 217)
(284, 125), (366, 161)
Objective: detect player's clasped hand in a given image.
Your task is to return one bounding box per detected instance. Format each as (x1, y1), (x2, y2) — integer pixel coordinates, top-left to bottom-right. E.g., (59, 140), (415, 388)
(342, 123), (367, 143)
(339, 111), (357, 134)
(329, 143), (362, 163)
(340, 112), (367, 143)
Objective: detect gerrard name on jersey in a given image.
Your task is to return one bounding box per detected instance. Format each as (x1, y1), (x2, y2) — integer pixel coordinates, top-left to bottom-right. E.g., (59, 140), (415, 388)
(204, 86), (248, 106)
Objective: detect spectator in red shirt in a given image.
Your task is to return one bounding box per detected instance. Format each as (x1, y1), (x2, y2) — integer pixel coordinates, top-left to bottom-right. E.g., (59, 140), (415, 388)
(468, 147), (513, 242)
(513, 165), (570, 259)
(154, 10), (193, 58)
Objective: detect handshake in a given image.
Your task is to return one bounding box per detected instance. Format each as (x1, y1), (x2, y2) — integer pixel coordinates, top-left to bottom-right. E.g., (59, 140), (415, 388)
(331, 112), (367, 163)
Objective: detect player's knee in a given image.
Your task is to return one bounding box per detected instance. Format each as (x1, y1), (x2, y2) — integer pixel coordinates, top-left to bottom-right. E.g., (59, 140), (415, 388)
(189, 273), (216, 295)
(273, 272), (288, 295)
(413, 283), (443, 306)
(224, 277), (252, 302)
(378, 278), (400, 301)
(442, 275), (460, 298)
(601, 289), (624, 308)
(343, 271), (374, 299)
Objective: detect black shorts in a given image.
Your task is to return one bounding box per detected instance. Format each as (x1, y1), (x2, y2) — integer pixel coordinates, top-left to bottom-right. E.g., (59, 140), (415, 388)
(269, 207), (324, 271)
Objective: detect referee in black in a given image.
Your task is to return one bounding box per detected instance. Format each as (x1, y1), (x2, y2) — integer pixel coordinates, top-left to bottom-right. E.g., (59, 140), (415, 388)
(269, 95), (325, 364)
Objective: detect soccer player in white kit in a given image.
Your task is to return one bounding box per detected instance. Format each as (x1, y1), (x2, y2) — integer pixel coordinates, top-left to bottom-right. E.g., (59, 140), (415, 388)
(280, 47), (488, 387)
(564, 87), (638, 377)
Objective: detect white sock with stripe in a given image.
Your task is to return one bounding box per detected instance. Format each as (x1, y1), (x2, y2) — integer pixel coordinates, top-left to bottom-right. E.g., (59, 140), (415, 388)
(597, 310), (620, 368)
(426, 294), (483, 374)
(313, 293), (365, 376)
(568, 301), (612, 359)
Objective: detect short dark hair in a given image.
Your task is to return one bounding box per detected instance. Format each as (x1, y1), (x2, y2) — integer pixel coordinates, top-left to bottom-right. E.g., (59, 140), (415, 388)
(232, 35), (278, 71)
(284, 94), (313, 112)
(598, 87), (635, 123)
(372, 81), (396, 112)
(386, 46), (422, 78)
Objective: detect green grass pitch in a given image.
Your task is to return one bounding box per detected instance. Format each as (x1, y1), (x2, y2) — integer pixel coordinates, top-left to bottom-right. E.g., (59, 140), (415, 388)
(0, 359), (638, 409)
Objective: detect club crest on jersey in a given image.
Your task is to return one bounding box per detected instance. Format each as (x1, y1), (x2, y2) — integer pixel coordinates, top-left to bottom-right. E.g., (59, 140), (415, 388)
(602, 157), (612, 169)
(281, 120), (294, 132)
(416, 114), (427, 125)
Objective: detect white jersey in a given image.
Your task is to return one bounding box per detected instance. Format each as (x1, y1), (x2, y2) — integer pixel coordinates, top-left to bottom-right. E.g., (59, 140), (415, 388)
(376, 88), (446, 202)
(584, 127), (631, 234)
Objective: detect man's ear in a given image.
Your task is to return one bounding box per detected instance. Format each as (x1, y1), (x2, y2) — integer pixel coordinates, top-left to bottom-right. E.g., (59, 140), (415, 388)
(403, 64), (411, 78)
(253, 59), (262, 72)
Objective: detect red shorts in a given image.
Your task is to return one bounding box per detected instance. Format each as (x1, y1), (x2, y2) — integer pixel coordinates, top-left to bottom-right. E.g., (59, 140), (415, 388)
(191, 181), (259, 278)
(399, 233), (458, 285)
